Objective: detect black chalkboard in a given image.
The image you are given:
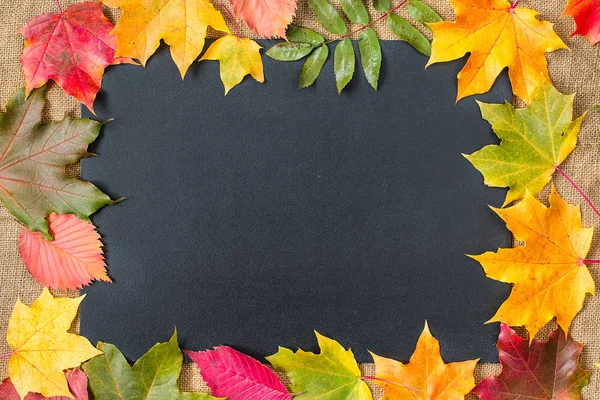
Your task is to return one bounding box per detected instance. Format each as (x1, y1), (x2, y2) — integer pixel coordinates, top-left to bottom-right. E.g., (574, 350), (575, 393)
(80, 39), (511, 363)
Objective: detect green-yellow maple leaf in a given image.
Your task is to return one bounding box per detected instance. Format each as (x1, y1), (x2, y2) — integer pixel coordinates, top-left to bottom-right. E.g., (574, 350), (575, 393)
(267, 331), (372, 400)
(83, 331), (217, 400)
(464, 83), (584, 206)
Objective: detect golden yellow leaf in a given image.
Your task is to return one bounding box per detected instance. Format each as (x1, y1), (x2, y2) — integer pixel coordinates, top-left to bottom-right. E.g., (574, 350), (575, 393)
(102, 0), (230, 78)
(200, 35), (265, 94)
(6, 289), (102, 399)
(427, 0), (567, 103)
(370, 322), (478, 400)
(471, 186), (595, 338)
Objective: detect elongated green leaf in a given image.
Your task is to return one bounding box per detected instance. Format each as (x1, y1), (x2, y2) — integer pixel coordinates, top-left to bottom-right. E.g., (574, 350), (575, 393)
(408, 0), (442, 30)
(267, 42), (314, 61)
(387, 14), (431, 56)
(340, 0), (369, 24)
(358, 28), (381, 90)
(300, 45), (329, 88)
(373, 0), (390, 12)
(286, 25), (324, 45)
(334, 38), (355, 93)
(309, 0), (347, 35)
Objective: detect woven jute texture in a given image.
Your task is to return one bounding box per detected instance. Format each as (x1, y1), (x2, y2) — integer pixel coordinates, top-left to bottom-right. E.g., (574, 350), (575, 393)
(0, 0), (599, 398)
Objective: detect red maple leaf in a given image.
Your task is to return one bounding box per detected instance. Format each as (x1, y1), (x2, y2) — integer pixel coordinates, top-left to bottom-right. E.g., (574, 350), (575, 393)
(19, 1), (133, 112)
(472, 323), (591, 399)
(185, 346), (292, 400)
(230, 0), (296, 38)
(562, 0), (600, 45)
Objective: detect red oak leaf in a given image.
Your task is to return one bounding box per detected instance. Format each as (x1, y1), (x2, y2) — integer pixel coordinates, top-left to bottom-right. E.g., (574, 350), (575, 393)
(0, 369), (88, 400)
(185, 346), (292, 400)
(19, 1), (133, 112)
(19, 213), (110, 290)
(562, 0), (600, 45)
(472, 324), (591, 399)
(230, 0), (296, 38)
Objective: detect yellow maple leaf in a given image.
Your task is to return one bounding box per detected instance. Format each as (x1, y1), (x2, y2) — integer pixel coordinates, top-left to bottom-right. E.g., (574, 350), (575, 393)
(102, 0), (230, 78)
(427, 0), (567, 103)
(370, 322), (478, 400)
(200, 35), (265, 94)
(6, 289), (102, 399)
(471, 186), (595, 338)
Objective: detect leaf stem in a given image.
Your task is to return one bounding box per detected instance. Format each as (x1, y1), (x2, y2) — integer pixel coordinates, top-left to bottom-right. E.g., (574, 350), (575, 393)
(0, 352), (13, 358)
(220, 4), (241, 39)
(324, 0), (408, 45)
(555, 165), (600, 219)
(54, 0), (63, 15)
(510, 0), (519, 9)
(362, 375), (421, 392)
(583, 259), (600, 265)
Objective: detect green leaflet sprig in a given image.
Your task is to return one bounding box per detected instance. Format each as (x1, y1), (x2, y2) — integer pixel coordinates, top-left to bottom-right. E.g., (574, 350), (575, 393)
(266, 0), (441, 92)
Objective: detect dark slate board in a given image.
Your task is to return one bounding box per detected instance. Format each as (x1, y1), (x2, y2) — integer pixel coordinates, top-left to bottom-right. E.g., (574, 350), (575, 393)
(80, 39), (511, 363)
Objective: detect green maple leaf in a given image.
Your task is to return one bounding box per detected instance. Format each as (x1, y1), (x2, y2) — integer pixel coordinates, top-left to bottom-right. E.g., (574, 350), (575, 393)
(0, 86), (115, 239)
(464, 82), (584, 206)
(267, 331), (372, 400)
(83, 331), (217, 400)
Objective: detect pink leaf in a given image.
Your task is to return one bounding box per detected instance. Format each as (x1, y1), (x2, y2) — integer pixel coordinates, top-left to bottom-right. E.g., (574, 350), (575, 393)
(185, 346), (292, 400)
(0, 370), (88, 400)
(230, 0), (296, 38)
(19, 213), (110, 290)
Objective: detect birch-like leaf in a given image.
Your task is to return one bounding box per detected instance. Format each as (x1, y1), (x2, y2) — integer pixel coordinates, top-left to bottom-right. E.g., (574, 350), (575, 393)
(387, 14), (431, 56)
(267, 42), (314, 61)
(358, 28), (382, 90)
(340, 0), (369, 24)
(408, 0), (442, 30)
(334, 38), (355, 93)
(308, 0), (347, 34)
(373, 0), (391, 12)
(300, 45), (329, 88)
(286, 25), (324, 45)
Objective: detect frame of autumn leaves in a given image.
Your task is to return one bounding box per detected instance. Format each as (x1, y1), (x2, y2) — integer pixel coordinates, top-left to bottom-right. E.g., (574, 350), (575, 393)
(0, 0), (599, 399)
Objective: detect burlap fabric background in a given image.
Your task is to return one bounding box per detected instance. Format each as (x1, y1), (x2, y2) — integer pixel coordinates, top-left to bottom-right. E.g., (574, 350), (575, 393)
(0, 0), (598, 398)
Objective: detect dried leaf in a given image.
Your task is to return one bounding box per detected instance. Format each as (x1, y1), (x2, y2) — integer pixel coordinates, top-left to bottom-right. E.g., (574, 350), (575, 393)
(230, 0), (296, 37)
(465, 83), (583, 206)
(470, 186), (595, 338)
(267, 332), (372, 400)
(428, 0), (567, 102)
(562, 0), (600, 45)
(0, 370), (88, 400)
(371, 322), (478, 400)
(19, 213), (109, 290)
(186, 346), (292, 399)
(6, 289), (101, 399)
(200, 36), (264, 94)
(0, 87), (115, 240)
(472, 324), (590, 399)
(102, 0), (230, 78)
(83, 332), (215, 400)
(20, 2), (133, 112)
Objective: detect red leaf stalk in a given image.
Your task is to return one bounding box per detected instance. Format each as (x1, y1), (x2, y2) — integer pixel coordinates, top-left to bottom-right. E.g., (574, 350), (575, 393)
(555, 165), (600, 220)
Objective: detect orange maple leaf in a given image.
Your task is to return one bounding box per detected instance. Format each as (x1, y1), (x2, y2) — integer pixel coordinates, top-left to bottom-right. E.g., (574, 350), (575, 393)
(230, 0), (297, 38)
(20, 2), (132, 112)
(19, 213), (109, 290)
(470, 186), (595, 339)
(370, 322), (478, 400)
(427, 0), (567, 103)
(562, 0), (600, 45)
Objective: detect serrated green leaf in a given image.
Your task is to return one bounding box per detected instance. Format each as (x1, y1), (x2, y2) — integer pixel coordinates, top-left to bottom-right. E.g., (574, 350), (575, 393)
(267, 332), (372, 400)
(309, 0), (347, 35)
(286, 25), (324, 46)
(386, 14), (431, 56)
(358, 28), (381, 90)
(340, 0), (369, 25)
(83, 331), (218, 400)
(408, 0), (442, 30)
(334, 38), (355, 93)
(267, 42), (314, 61)
(0, 86), (115, 240)
(373, 0), (391, 12)
(465, 83), (584, 206)
(300, 45), (329, 88)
